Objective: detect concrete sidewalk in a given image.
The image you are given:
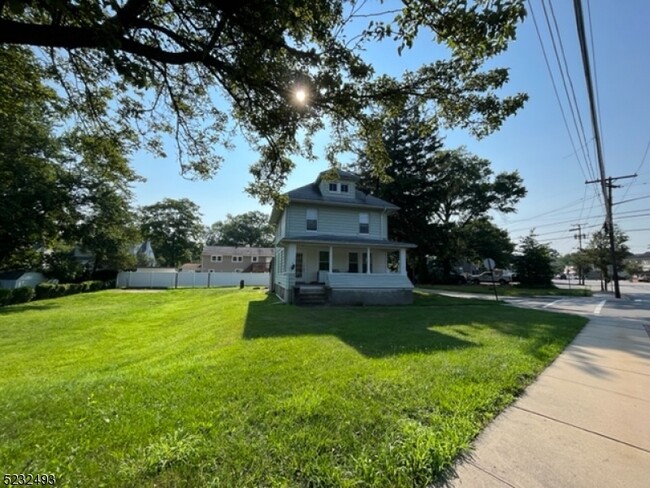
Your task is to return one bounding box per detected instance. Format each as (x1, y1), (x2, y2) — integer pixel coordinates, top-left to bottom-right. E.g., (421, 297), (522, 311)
(443, 314), (650, 488)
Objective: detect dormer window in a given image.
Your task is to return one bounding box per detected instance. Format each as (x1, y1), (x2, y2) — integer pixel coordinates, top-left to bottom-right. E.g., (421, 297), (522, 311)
(340, 184), (349, 193)
(329, 183), (337, 192)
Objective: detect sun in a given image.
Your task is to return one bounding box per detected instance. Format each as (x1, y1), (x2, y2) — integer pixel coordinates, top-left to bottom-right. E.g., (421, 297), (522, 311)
(295, 88), (307, 104)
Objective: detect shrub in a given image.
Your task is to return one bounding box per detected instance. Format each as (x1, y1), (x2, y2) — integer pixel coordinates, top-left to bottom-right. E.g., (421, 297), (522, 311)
(10, 286), (35, 304)
(35, 283), (56, 300)
(67, 283), (82, 295)
(0, 288), (12, 307)
(88, 281), (104, 292)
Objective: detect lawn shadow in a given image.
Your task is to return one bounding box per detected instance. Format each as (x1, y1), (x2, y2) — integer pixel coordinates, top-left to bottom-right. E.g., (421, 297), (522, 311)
(0, 302), (60, 315)
(243, 295), (477, 358)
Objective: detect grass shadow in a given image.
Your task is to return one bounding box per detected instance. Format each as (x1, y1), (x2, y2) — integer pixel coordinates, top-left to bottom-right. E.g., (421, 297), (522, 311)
(243, 295), (477, 358)
(0, 302), (60, 315)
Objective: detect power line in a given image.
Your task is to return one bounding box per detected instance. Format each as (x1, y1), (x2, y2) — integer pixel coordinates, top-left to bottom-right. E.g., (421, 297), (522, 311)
(546, 0), (599, 183)
(620, 137), (650, 200)
(574, 0), (624, 298)
(527, 0), (595, 184)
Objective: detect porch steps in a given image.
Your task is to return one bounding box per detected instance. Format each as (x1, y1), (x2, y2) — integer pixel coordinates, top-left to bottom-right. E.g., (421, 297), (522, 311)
(295, 285), (327, 305)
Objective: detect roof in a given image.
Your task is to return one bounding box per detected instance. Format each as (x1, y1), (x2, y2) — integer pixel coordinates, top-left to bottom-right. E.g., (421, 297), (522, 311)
(202, 246), (275, 257)
(316, 168), (360, 183)
(0, 271), (28, 280)
(269, 169), (401, 225)
(279, 234), (416, 249)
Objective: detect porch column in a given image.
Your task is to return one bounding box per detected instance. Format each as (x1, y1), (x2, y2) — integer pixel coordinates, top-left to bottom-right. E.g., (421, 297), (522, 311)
(400, 248), (407, 276)
(366, 247), (371, 274)
(287, 243), (297, 274)
(329, 246), (333, 273)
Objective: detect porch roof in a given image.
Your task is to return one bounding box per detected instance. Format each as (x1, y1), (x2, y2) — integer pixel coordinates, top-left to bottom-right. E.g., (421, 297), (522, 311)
(279, 234), (417, 249)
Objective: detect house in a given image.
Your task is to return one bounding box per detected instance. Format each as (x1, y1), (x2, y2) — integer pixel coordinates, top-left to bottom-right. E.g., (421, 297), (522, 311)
(201, 246), (274, 273)
(0, 271), (46, 289)
(269, 169), (416, 305)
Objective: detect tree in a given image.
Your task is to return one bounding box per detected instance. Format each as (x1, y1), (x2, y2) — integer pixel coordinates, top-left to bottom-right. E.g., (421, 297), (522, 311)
(0, 1), (528, 202)
(0, 45), (74, 269)
(354, 104), (444, 281)
(586, 226), (631, 290)
(64, 131), (141, 274)
(139, 198), (204, 268)
(514, 232), (556, 287)
(354, 108), (526, 282)
(459, 219), (515, 269)
(206, 211), (274, 247)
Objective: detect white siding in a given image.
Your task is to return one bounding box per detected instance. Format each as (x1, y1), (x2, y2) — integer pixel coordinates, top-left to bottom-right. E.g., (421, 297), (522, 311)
(285, 204), (384, 239)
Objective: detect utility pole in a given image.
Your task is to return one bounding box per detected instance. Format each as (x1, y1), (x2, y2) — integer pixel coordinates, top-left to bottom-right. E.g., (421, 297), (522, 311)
(570, 224), (586, 285)
(586, 175), (636, 298)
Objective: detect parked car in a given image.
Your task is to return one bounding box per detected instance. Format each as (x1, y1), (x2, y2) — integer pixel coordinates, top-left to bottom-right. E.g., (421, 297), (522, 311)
(469, 271), (512, 286)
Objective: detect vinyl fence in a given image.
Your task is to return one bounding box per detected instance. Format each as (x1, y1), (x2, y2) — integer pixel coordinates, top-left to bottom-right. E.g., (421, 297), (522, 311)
(116, 271), (270, 289)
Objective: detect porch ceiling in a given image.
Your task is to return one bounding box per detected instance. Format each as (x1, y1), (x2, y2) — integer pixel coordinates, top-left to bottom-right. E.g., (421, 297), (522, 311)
(279, 234), (417, 249)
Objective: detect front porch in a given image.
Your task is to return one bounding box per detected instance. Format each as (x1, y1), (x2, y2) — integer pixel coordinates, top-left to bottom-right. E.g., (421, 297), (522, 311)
(272, 238), (415, 305)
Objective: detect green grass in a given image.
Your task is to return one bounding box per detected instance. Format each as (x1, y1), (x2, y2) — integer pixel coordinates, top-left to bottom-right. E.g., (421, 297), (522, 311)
(0, 288), (586, 487)
(420, 284), (593, 297)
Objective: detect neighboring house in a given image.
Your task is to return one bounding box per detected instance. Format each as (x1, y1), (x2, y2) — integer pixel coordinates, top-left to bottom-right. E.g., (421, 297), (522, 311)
(201, 246), (274, 273)
(269, 169), (416, 305)
(133, 240), (157, 267)
(629, 251), (650, 272)
(179, 263), (202, 272)
(0, 271), (46, 289)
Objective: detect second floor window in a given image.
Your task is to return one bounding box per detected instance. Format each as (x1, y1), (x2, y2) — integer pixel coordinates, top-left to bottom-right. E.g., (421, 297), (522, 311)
(329, 183), (337, 192)
(231, 256), (243, 263)
(252, 256), (259, 263)
(211, 255), (223, 262)
(306, 208), (318, 231)
(359, 213), (369, 234)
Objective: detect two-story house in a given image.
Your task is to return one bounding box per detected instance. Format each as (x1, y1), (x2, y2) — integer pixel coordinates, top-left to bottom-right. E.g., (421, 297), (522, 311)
(201, 246), (274, 273)
(269, 169), (416, 305)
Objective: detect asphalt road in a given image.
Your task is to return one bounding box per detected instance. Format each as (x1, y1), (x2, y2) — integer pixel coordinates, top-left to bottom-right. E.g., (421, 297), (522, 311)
(507, 279), (650, 323)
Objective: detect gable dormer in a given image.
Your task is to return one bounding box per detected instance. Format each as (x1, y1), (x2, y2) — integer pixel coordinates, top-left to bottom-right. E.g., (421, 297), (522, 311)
(316, 169), (359, 199)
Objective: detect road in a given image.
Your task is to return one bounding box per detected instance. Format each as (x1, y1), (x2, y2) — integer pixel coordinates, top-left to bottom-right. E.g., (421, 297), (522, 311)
(506, 279), (650, 323)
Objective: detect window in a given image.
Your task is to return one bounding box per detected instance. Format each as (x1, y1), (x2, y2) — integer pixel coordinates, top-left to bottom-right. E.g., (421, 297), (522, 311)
(340, 184), (349, 193)
(359, 213), (369, 234)
(252, 256), (259, 263)
(211, 255), (223, 262)
(319, 251), (330, 271)
(329, 183), (337, 192)
(348, 253), (359, 273)
(231, 256), (243, 263)
(306, 208), (318, 231)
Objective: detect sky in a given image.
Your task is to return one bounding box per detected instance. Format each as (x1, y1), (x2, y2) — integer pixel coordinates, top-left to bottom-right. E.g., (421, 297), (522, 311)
(130, 0), (650, 256)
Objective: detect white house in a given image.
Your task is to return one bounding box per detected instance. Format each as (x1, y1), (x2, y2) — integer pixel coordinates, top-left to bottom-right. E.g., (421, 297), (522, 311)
(269, 169), (416, 305)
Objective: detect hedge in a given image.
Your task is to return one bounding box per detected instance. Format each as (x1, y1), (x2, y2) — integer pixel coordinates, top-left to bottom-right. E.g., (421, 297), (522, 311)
(1, 280), (111, 307)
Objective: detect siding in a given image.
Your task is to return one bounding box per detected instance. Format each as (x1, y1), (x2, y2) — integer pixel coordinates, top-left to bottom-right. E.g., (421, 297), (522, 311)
(285, 204), (385, 239)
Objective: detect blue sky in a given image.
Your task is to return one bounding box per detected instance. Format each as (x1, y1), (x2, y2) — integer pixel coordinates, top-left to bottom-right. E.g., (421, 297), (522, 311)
(131, 0), (650, 255)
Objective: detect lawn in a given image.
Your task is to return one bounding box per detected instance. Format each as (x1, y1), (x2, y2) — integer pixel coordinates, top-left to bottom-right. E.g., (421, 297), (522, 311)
(0, 288), (586, 487)
(420, 283), (593, 297)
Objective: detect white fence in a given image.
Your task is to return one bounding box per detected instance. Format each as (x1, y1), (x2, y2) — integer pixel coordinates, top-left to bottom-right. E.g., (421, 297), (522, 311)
(116, 271), (270, 289)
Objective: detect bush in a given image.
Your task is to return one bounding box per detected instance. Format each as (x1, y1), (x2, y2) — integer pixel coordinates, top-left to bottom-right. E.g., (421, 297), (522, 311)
(35, 283), (56, 300)
(10, 286), (35, 304)
(0, 288), (12, 306)
(67, 283), (82, 295)
(88, 281), (104, 292)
